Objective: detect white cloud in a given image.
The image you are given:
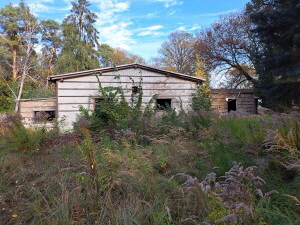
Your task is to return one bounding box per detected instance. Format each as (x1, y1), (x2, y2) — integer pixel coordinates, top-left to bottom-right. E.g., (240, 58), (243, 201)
(99, 22), (135, 50)
(138, 31), (165, 37)
(168, 9), (178, 16)
(87, 0), (134, 50)
(144, 25), (164, 31)
(93, 0), (130, 26)
(27, 0), (54, 3)
(190, 25), (200, 31)
(153, 0), (183, 8)
(145, 12), (159, 18)
(136, 25), (166, 37)
(28, 3), (51, 15)
(176, 24), (200, 31)
(114, 2), (130, 12)
(196, 9), (240, 17)
(177, 26), (186, 31)
(26, 0), (69, 16)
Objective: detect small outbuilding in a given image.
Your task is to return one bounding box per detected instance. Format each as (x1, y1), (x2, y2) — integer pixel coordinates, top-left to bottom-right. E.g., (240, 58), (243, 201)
(17, 64), (259, 129)
(211, 89), (258, 114)
(26, 64), (204, 129)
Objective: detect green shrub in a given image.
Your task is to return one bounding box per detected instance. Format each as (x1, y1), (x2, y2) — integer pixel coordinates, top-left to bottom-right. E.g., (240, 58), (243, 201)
(1, 114), (51, 153)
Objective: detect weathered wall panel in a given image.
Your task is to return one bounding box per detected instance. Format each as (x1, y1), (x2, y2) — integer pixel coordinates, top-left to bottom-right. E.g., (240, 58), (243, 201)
(19, 68), (258, 131)
(57, 68), (198, 129)
(18, 98), (57, 126)
(211, 89), (257, 114)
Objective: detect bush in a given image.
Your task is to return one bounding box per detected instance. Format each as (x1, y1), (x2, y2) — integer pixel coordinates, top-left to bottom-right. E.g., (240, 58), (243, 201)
(0, 114), (52, 153)
(0, 79), (14, 112)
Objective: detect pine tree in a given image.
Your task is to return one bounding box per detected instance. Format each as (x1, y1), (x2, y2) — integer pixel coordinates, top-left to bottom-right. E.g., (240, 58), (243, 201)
(41, 20), (61, 78)
(0, 2), (40, 111)
(56, 0), (100, 73)
(0, 2), (25, 81)
(247, 0), (300, 109)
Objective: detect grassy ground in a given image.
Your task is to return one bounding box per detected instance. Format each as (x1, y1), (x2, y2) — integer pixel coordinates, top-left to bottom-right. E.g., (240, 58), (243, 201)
(0, 112), (300, 224)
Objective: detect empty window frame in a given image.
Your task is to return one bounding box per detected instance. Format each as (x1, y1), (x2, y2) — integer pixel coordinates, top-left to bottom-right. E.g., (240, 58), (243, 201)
(227, 99), (237, 112)
(94, 98), (104, 111)
(156, 99), (172, 110)
(33, 110), (56, 122)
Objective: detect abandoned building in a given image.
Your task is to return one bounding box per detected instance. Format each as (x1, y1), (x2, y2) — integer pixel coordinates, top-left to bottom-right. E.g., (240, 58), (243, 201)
(17, 64), (258, 129)
(211, 89), (258, 114)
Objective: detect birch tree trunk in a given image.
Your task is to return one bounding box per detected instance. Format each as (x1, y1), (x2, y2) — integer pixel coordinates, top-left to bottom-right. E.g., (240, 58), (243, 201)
(12, 49), (18, 81)
(14, 14), (38, 112)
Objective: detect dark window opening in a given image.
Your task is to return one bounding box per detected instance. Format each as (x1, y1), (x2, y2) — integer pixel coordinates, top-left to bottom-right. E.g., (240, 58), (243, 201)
(132, 86), (141, 94)
(94, 98), (111, 111)
(156, 99), (172, 110)
(33, 110), (55, 122)
(255, 98), (259, 114)
(227, 99), (237, 112)
(95, 98), (104, 110)
(94, 97), (114, 122)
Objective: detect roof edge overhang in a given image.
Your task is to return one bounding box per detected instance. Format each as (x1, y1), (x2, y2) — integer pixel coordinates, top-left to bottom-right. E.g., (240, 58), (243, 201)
(211, 89), (255, 94)
(48, 63), (205, 83)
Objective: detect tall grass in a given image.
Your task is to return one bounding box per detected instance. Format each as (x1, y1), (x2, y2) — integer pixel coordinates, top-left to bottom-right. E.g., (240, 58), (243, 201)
(0, 114), (55, 154)
(1, 108), (300, 224)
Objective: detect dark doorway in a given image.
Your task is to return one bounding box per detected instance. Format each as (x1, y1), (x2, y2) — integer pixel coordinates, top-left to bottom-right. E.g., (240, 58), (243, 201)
(255, 98), (259, 114)
(227, 99), (237, 112)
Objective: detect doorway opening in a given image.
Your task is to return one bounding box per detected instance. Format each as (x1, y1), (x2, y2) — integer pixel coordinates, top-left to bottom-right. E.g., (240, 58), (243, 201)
(227, 99), (237, 112)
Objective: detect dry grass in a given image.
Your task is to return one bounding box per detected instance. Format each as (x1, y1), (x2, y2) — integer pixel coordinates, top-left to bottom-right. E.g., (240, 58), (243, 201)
(0, 112), (300, 224)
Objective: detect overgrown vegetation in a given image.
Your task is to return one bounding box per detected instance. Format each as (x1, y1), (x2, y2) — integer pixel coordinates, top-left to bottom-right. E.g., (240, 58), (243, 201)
(1, 90), (299, 224)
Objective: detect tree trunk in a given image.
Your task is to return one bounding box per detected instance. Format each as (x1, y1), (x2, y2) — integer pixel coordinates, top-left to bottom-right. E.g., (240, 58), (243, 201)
(15, 37), (31, 112)
(14, 68), (26, 112)
(12, 49), (18, 81)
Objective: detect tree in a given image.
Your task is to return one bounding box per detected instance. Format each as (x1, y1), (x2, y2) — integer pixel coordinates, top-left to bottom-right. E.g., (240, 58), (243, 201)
(111, 48), (144, 66)
(0, 2), (40, 111)
(15, 3), (40, 111)
(194, 12), (260, 85)
(192, 57), (212, 111)
(98, 44), (114, 67)
(41, 20), (61, 78)
(56, 0), (100, 73)
(246, 0), (300, 109)
(0, 3), (25, 81)
(225, 64), (256, 89)
(99, 44), (145, 67)
(0, 66), (15, 112)
(156, 31), (195, 75)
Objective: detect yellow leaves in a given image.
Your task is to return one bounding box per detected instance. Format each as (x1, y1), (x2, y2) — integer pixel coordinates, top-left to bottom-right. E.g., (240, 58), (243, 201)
(194, 55), (209, 80)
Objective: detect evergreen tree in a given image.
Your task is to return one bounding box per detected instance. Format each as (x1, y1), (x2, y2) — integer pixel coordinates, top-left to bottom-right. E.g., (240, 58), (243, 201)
(0, 2), (40, 111)
(0, 2), (26, 81)
(41, 20), (61, 78)
(56, 0), (100, 73)
(247, 0), (300, 109)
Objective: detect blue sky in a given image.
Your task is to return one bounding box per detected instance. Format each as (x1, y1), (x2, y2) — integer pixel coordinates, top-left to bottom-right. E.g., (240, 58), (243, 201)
(0, 0), (249, 61)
